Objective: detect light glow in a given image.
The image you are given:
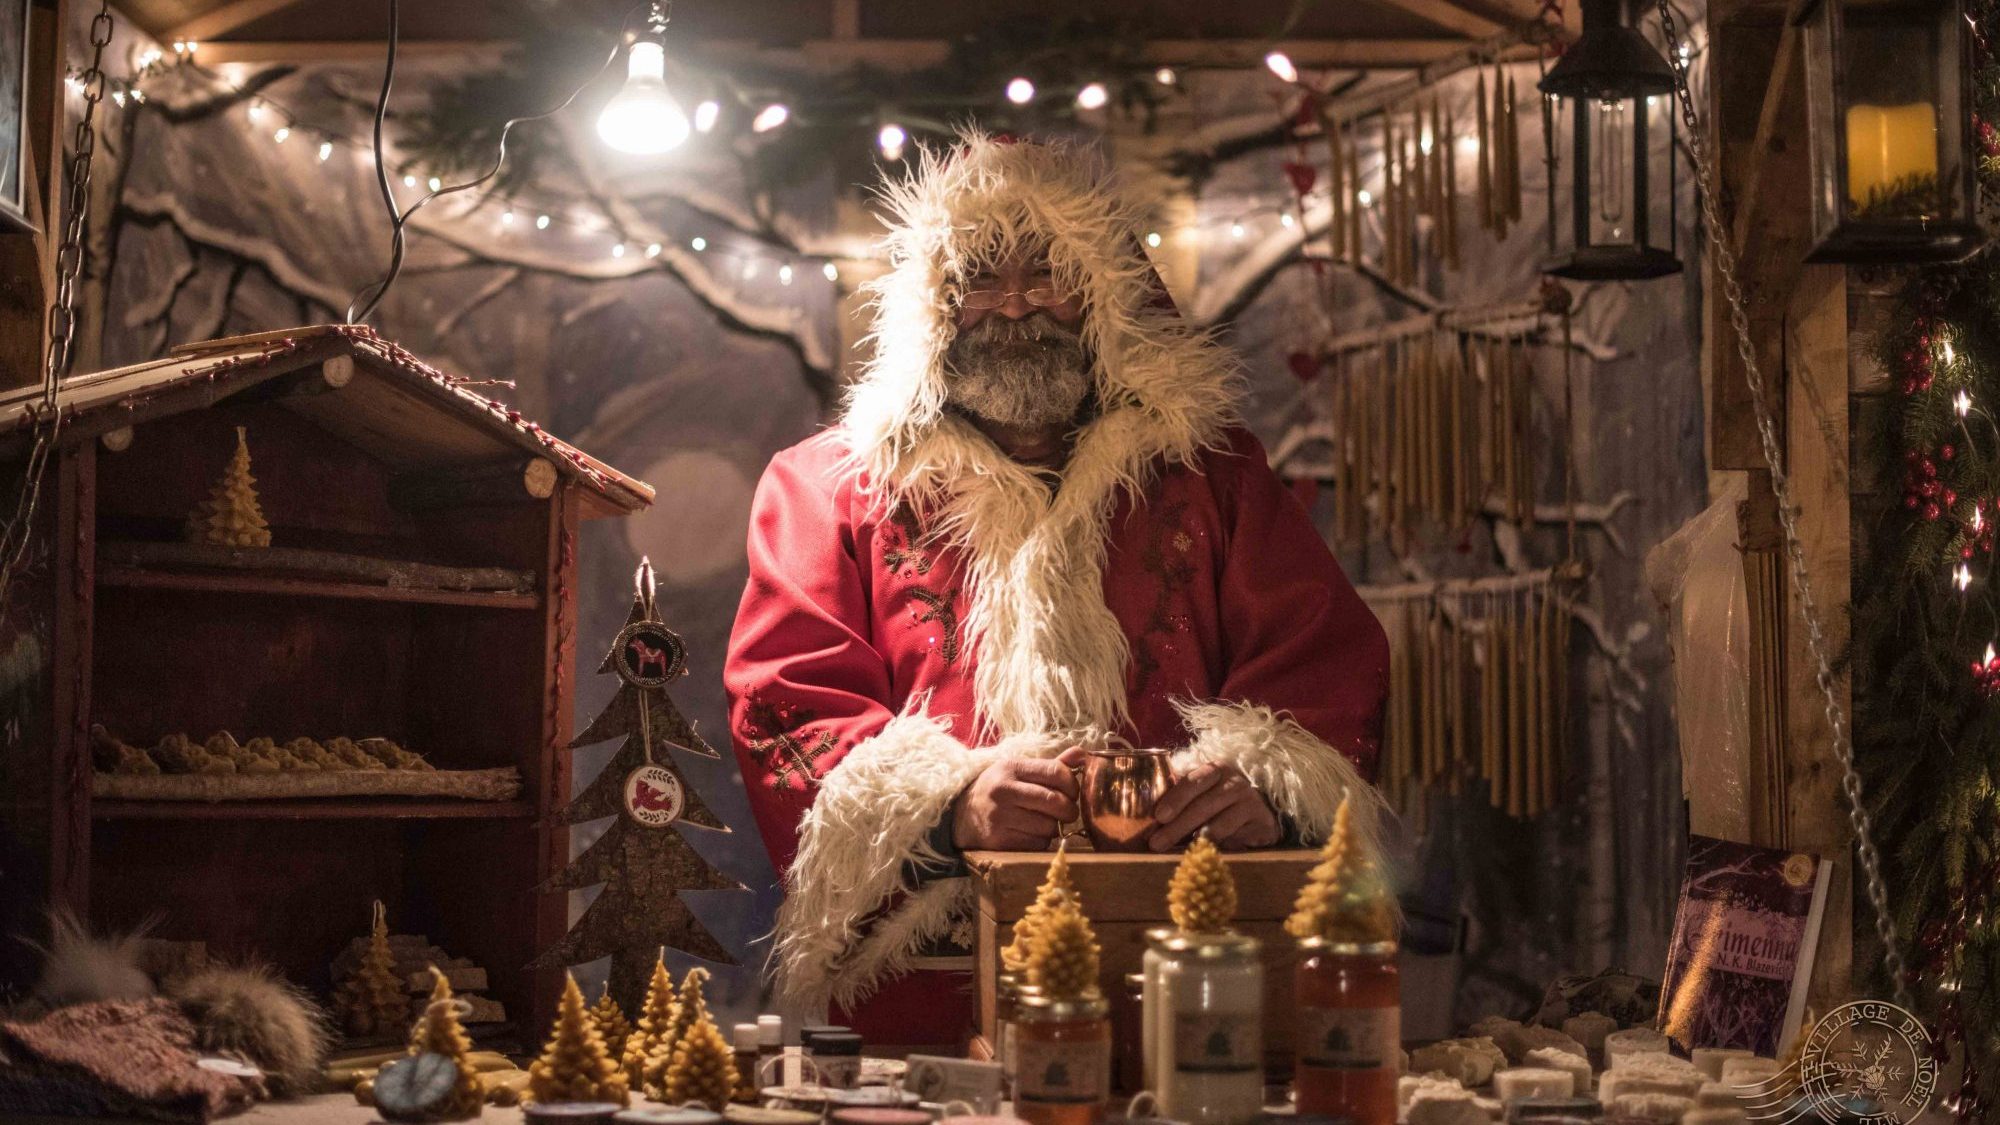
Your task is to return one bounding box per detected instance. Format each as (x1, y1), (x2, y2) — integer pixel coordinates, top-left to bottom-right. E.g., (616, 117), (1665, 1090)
(1145, 231), (1162, 248)
(1280, 212), (1296, 228)
(779, 264), (794, 285)
(822, 261), (840, 281)
(502, 209), (515, 225)
(1076, 82), (1109, 110)
(878, 123), (907, 162)
(317, 141), (333, 161)
(693, 99), (720, 133)
(1958, 390), (1974, 417)
(1230, 222), (1246, 239)
(646, 242), (662, 258)
(1155, 67), (1177, 86)
(691, 236), (707, 251)
(752, 104), (790, 133)
(597, 40), (692, 154)
(427, 176), (442, 192)
(536, 214), (552, 230)
(1957, 564), (1973, 592)
(1006, 77), (1036, 104)
(1265, 52), (1298, 83)
(273, 127), (290, 143)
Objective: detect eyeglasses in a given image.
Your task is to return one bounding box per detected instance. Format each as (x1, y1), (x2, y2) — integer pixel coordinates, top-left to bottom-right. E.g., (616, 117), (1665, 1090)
(954, 287), (1072, 310)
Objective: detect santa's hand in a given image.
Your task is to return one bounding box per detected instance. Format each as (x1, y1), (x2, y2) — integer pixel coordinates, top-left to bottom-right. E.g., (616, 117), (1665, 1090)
(1148, 761), (1280, 851)
(952, 753), (1083, 850)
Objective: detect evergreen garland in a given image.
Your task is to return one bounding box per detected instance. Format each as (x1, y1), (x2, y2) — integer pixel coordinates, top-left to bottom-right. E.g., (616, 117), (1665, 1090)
(1851, 5), (2000, 1117)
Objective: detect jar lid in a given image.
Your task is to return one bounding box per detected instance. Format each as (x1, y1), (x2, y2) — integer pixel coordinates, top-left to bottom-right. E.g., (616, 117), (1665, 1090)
(1295, 936), (1398, 954)
(726, 1107), (820, 1125)
(812, 1031), (863, 1054)
(1018, 991), (1109, 1021)
(825, 1087), (922, 1109)
(799, 1025), (850, 1046)
(756, 1015), (785, 1044)
(829, 1109), (931, 1125)
(1142, 927), (1177, 949)
(1160, 931), (1261, 958)
(615, 1110), (725, 1125)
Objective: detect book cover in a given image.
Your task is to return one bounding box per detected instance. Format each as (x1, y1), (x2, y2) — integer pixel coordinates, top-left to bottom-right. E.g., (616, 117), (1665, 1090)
(1657, 834), (1832, 1056)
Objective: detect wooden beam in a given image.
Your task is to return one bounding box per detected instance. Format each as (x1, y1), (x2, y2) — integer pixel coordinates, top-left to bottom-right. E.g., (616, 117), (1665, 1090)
(1367, 0), (1504, 40)
(192, 39), (511, 64)
(165, 0), (309, 44)
(830, 0), (860, 41)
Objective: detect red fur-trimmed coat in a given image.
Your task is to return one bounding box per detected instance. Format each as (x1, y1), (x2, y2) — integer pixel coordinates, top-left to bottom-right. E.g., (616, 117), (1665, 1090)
(724, 425), (1388, 1039)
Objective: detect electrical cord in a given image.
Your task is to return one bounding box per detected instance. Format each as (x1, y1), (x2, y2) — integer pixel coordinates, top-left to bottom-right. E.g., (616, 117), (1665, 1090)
(345, 0), (647, 324)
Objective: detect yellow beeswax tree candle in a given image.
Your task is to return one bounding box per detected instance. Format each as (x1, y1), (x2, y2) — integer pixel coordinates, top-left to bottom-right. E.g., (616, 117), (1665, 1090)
(590, 986), (633, 1060)
(185, 426), (273, 548)
(382, 969), (485, 1122)
(621, 957), (675, 1085)
(1004, 840), (1076, 973)
(1167, 834), (1237, 934)
(335, 901), (408, 1039)
(1027, 899), (1102, 1001)
(642, 966), (712, 1098)
(527, 974), (630, 1106)
(1286, 795), (1396, 945)
(661, 1004), (738, 1110)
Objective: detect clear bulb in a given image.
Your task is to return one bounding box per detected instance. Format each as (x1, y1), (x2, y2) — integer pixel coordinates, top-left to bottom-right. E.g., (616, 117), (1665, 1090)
(597, 41), (690, 155)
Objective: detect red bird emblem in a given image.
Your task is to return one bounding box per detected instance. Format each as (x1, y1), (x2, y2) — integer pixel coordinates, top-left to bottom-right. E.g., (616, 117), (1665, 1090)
(631, 778), (679, 813)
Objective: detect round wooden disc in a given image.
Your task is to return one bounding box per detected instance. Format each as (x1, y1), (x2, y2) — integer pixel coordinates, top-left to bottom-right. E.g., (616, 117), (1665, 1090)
(612, 620), (687, 688)
(372, 1053), (456, 1117)
(622, 763), (685, 827)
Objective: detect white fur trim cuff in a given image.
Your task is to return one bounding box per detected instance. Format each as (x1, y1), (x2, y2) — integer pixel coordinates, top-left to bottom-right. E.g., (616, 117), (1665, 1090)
(1174, 700), (1389, 862)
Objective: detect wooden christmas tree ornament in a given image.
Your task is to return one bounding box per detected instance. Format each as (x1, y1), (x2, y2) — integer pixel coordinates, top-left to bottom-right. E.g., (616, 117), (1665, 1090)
(1167, 833), (1238, 934)
(185, 425), (273, 547)
(589, 985), (632, 1060)
(1001, 839), (1074, 972)
(621, 956), (676, 1086)
(527, 973), (630, 1106)
(335, 900), (412, 1040)
(1285, 794), (1396, 946)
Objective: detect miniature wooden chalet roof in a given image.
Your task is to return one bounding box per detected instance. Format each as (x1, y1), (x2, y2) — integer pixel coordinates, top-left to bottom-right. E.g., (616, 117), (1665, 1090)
(0, 325), (653, 519)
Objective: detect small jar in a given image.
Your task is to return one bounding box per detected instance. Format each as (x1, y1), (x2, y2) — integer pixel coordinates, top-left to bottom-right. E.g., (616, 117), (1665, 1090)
(995, 969), (1023, 1076)
(1293, 938), (1399, 1125)
(1013, 993), (1112, 1125)
(1138, 927), (1178, 1094)
(756, 1014), (785, 1082)
(813, 1030), (864, 1089)
(800, 1024), (848, 1087)
(732, 1023), (761, 1103)
(1113, 972), (1146, 1094)
(1156, 932), (1263, 1125)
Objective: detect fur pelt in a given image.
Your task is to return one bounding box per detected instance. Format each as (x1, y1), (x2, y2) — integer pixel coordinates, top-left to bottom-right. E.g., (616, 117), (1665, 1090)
(166, 963), (329, 1097)
(30, 911), (156, 1009)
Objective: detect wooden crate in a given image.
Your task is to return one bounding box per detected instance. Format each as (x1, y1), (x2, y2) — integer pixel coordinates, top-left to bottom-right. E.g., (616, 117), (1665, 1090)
(966, 848), (1317, 1062)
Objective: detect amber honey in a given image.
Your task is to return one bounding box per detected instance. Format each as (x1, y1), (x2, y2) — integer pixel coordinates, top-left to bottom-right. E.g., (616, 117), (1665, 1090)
(1013, 994), (1111, 1125)
(1293, 939), (1399, 1125)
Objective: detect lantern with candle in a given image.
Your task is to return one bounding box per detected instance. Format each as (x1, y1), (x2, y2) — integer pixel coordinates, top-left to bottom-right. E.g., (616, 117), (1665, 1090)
(1537, 0), (1684, 280)
(1797, 0), (1984, 262)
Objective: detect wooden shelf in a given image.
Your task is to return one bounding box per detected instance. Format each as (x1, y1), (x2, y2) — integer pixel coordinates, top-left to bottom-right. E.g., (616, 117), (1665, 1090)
(98, 565), (539, 609)
(91, 798), (535, 821)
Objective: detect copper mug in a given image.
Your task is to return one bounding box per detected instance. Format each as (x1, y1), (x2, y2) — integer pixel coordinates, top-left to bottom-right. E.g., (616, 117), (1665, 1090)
(1076, 742), (1177, 852)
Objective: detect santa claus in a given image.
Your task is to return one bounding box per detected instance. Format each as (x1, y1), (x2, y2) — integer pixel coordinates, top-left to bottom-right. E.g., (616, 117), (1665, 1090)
(725, 131), (1389, 1043)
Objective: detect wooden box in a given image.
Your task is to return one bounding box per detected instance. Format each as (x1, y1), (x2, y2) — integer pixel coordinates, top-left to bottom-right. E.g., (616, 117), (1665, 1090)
(967, 848), (1316, 1064)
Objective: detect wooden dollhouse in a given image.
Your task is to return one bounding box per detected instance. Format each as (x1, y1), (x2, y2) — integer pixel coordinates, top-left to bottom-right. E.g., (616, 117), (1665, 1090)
(0, 325), (652, 1039)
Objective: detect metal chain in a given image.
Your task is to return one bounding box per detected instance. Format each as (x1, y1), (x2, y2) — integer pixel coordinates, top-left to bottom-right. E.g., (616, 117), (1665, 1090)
(1655, 0), (1915, 1011)
(0, 1), (115, 607)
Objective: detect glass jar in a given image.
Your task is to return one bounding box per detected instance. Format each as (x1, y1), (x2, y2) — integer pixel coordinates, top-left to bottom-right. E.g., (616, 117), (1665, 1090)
(1156, 932), (1263, 1125)
(813, 1030), (864, 1089)
(1013, 993), (1111, 1125)
(1138, 927), (1177, 1093)
(995, 970), (1022, 1079)
(1293, 939), (1399, 1125)
(732, 1023), (761, 1103)
(1114, 972), (1145, 1094)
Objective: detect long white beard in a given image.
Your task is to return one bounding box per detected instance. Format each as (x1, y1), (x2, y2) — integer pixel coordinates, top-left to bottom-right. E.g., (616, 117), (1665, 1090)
(944, 314), (1092, 429)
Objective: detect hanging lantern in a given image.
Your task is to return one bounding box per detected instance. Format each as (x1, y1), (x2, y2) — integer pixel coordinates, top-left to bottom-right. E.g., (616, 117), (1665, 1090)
(1796, 0), (1984, 263)
(1538, 0), (1683, 280)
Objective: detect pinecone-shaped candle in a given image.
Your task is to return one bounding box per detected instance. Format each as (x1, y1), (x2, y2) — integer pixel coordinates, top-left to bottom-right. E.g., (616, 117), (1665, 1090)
(335, 901), (410, 1039)
(589, 986), (632, 1060)
(1026, 898), (1102, 1001)
(1003, 839), (1075, 973)
(185, 426), (273, 548)
(1285, 793), (1395, 944)
(383, 969), (485, 1121)
(621, 956), (674, 1086)
(642, 967), (711, 1099)
(661, 1009), (738, 1111)
(527, 974), (630, 1106)
(1168, 833), (1237, 933)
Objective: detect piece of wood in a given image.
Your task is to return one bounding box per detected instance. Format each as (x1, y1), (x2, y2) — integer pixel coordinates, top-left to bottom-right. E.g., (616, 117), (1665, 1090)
(321, 354), (355, 388)
(388, 458), (559, 511)
(97, 566), (539, 610)
(99, 426), (133, 452)
(92, 767), (525, 803)
(91, 798), (534, 822)
(98, 540), (537, 594)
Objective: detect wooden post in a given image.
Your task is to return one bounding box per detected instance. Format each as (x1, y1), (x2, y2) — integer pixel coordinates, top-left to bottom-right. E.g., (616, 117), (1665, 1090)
(0, 0), (72, 391)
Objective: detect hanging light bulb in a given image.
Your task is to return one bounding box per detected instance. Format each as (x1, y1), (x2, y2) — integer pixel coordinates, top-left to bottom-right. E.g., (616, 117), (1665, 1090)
(501, 209), (516, 225)
(822, 261), (840, 281)
(403, 174), (417, 188)
(1145, 231), (1163, 248)
(779, 264), (794, 285)
(1076, 82), (1108, 110)
(878, 123), (907, 162)
(536, 214), (552, 230)
(1154, 67), (1178, 86)
(317, 141), (333, 161)
(612, 243), (627, 258)
(246, 101), (265, 122)
(1265, 51), (1298, 83)
(596, 4), (691, 155)
(1230, 222), (1246, 239)
(690, 236), (707, 251)
(1280, 211), (1296, 228)
(752, 104), (790, 133)
(427, 176), (442, 192)
(1357, 188), (1374, 206)
(273, 126), (290, 143)
(1006, 77), (1036, 104)
(646, 242), (662, 258)
(693, 99), (720, 133)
